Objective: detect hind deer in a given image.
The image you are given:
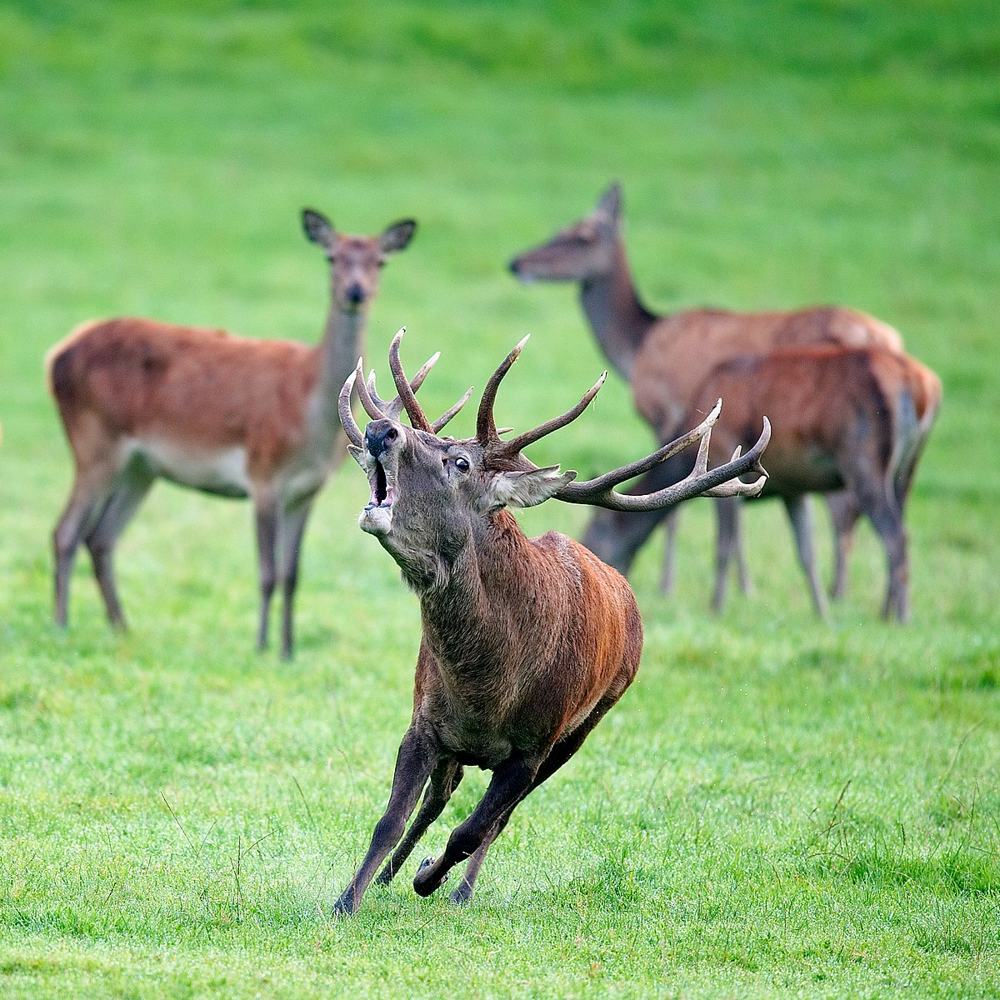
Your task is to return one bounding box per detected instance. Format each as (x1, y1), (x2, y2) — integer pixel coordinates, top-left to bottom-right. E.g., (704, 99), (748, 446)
(330, 329), (770, 914)
(47, 208), (416, 658)
(509, 181), (906, 609)
(583, 345), (941, 621)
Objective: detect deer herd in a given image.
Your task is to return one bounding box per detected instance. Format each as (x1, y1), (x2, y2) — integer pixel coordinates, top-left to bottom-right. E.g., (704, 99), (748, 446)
(45, 183), (940, 913)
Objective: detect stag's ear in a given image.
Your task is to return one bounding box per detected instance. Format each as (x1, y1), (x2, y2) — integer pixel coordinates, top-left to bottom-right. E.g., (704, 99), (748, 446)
(348, 444), (366, 469)
(379, 219), (417, 253)
(486, 465), (577, 510)
(302, 209), (335, 248)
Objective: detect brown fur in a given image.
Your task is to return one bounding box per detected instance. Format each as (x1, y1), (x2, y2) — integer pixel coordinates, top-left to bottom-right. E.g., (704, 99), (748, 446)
(48, 318), (319, 479)
(331, 331), (760, 914)
(47, 210), (416, 657)
(331, 332), (768, 915)
(510, 181), (915, 605)
(584, 345), (942, 620)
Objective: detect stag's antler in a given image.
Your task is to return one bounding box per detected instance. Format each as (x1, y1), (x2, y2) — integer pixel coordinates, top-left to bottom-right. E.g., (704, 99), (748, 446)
(555, 400), (770, 511)
(475, 335), (608, 457)
(339, 328), (472, 446)
(471, 339), (770, 509)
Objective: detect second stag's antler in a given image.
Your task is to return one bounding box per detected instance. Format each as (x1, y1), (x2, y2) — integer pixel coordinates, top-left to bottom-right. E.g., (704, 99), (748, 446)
(339, 329), (771, 510)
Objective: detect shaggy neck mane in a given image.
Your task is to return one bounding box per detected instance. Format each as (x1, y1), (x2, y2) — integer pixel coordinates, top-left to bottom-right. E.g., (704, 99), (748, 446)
(416, 509), (576, 678)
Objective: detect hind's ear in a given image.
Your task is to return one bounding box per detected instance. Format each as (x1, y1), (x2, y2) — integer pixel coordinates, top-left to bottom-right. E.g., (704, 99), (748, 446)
(302, 209), (336, 248)
(594, 182), (622, 223)
(379, 219), (417, 254)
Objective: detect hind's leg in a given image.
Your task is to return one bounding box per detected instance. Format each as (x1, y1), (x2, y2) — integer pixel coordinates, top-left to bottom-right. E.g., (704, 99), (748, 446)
(851, 476), (909, 622)
(84, 466), (154, 629)
(784, 495), (828, 619)
(53, 458), (120, 627)
(711, 497), (740, 612)
(825, 491), (861, 600)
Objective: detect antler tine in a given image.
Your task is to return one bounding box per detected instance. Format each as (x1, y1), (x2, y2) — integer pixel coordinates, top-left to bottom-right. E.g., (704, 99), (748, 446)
(409, 350), (441, 394)
(555, 400), (725, 501)
(367, 350), (441, 420)
(339, 362), (365, 448)
(476, 336), (530, 443)
(355, 360), (387, 421)
(388, 327), (433, 432)
(431, 386), (474, 434)
(556, 402), (771, 512)
(498, 372), (608, 457)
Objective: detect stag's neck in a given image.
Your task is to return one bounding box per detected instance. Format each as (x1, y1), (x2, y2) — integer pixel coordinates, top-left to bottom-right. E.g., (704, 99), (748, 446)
(416, 511), (560, 681)
(316, 306), (367, 429)
(580, 238), (658, 381)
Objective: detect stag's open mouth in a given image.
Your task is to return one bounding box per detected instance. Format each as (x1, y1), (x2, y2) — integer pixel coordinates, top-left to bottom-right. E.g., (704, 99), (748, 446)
(368, 459), (396, 507)
(359, 455), (396, 535)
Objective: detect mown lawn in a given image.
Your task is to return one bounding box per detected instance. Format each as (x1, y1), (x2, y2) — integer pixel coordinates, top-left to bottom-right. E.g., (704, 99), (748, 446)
(1, 2), (998, 997)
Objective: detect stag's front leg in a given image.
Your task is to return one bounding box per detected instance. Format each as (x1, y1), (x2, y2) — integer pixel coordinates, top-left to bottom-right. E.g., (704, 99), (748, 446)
(333, 725), (440, 917)
(376, 758), (463, 887)
(412, 753), (540, 898)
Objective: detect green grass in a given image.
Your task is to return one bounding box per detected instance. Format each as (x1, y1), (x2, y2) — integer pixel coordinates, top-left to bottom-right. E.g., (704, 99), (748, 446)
(1, 1), (999, 996)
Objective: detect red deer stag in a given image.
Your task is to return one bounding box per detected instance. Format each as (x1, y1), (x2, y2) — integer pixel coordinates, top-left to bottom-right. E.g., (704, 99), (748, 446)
(509, 181), (904, 606)
(47, 208), (416, 658)
(583, 345), (941, 621)
(330, 329), (770, 914)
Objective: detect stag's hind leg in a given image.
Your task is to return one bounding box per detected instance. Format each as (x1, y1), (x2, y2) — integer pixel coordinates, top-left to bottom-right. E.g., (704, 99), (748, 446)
(412, 753), (541, 899)
(444, 694), (622, 906)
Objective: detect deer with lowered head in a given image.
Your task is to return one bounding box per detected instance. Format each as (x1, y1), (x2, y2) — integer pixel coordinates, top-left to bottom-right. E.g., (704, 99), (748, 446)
(47, 208), (416, 658)
(582, 344), (941, 621)
(331, 328), (770, 914)
(509, 181), (906, 608)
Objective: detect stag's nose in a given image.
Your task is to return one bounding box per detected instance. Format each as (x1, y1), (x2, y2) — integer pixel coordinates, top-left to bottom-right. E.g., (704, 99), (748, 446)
(365, 419), (398, 459)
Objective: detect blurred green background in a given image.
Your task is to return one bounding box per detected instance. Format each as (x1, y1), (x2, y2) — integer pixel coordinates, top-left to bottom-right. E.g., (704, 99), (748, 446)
(1, 2), (998, 997)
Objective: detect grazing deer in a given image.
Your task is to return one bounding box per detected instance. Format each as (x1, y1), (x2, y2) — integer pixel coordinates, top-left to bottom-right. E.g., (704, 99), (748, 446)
(47, 208), (416, 658)
(583, 345), (941, 621)
(509, 181), (904, 605)
(331, 329), (770, 914)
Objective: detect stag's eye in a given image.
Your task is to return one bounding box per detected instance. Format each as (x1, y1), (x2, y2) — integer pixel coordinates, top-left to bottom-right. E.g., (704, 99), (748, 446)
(455, 457), (470, 473)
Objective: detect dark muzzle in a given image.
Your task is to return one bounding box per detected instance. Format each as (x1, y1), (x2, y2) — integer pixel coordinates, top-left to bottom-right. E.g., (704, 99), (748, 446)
(365, 419), (398, 460)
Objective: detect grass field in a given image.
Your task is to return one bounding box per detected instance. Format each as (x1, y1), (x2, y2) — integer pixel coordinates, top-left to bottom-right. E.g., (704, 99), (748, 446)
(1, 1), (999, 997)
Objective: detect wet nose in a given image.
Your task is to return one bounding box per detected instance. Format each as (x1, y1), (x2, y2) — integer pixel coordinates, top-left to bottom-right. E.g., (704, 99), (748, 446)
(345, 282), (367, 306)
(365, 419), (398, 459)
(508, 257), (521, 275)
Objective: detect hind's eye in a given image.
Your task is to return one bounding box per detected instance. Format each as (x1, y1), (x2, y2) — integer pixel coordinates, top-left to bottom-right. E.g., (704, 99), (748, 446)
(454, 457), (470, 473)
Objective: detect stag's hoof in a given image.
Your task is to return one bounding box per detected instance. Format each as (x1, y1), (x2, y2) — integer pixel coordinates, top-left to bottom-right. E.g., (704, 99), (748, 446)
(332, 898), (355, 919)
(448, 881), (474, 906)
(413, 856), (448, 896)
